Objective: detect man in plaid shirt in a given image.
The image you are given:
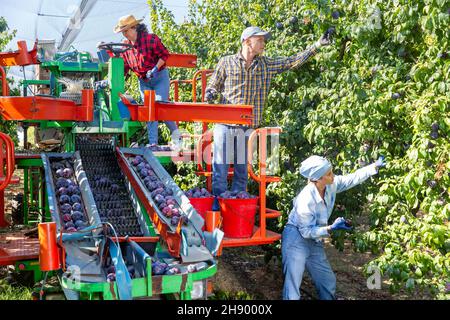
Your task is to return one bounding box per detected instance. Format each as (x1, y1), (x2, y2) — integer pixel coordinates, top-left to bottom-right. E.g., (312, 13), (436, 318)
(206, 26), (333, 210)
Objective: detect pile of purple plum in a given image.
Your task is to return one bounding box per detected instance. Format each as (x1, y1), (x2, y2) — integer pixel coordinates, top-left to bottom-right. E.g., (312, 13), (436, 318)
(90, 175), (121, 202)
(105, 264), (136, 282)
(151, 260), (181, 276)
(130, 155), (186, 227)
(219, 191), (257, 199)
(53, 161), (88, 232)
(184, 187), (213, 198)
(148, 145), (171, 152)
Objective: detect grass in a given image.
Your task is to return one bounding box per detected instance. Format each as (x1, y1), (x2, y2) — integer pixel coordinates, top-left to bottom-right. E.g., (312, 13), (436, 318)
(0, 280), (32, 300)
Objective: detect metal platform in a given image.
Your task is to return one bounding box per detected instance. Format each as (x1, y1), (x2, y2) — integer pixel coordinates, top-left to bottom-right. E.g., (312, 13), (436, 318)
(0, 231), (40, 266)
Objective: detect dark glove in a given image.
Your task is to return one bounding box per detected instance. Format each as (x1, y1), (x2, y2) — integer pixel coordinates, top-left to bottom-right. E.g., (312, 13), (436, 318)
(205, 89), (218, 103)
(330, 217), (352, 231)
(316, 27), (335, 47)
(94, 80), (109, 90)
(374, 156), (386, 168)
(146, 66), (159, 79)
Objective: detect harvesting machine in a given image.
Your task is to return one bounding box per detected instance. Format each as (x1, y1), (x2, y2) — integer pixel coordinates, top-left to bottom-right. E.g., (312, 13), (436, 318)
(0, 40), (282, 300)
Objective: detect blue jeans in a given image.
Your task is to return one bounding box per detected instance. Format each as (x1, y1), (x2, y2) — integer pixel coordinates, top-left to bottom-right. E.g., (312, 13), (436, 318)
(212, 124), (250, 210)
(138, 68), (177, 145)
(281, 224), (336, 300)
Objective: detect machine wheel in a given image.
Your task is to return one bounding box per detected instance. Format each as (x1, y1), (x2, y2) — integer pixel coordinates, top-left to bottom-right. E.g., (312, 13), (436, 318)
(11, 193), (24, 225)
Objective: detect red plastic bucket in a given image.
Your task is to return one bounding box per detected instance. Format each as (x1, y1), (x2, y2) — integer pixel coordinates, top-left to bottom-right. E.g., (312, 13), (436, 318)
(189, 197), (215, 230)
(218, 197), (259, 238)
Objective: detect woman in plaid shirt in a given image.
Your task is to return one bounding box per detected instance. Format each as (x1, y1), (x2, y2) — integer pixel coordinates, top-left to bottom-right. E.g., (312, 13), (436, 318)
(114, 15), (177, 149)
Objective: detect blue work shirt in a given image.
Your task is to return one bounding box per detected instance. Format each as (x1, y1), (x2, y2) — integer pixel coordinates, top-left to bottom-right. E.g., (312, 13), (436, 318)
(286, 164), (378, 241)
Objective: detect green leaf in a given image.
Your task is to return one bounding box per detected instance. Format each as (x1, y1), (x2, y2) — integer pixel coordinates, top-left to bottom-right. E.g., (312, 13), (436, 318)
(406, 278), (415, 290)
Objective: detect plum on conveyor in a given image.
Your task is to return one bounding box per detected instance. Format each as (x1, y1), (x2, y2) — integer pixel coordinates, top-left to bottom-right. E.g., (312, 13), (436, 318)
(128, 155), (185, 227)
(75, 136), (144, 237)
(184, 187), (213, 198)
(51, 159), (89, 232)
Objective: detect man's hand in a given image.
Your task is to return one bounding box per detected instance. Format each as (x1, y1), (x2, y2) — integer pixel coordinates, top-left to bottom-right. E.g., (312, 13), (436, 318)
(94, 80), (109, 90)
(315, 27), (335, 48)
(146, 66), (159, 79)
(330, 217), (352, 231)
(205, 89), (218, 103)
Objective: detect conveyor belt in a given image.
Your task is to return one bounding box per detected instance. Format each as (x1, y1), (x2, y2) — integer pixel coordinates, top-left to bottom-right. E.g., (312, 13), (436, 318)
(75, 135), (143, 237)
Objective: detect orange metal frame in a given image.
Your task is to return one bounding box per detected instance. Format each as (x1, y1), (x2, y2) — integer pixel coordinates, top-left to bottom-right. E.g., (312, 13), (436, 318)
(0, 66), (9, 96)
(165, 53), (197, 69)
(119, 90), (253, 125)
(0, 41), (39, 67)
(0, 132), (16, 227)
(0, 89), (94, 121)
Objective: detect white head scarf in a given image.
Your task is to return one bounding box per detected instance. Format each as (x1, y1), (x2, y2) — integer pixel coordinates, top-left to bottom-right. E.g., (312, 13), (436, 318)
(300, 155), (332, 181)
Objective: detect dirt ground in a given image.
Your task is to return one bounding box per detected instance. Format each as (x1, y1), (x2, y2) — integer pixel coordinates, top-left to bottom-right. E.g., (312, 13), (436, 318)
(211, 242), (432, 300)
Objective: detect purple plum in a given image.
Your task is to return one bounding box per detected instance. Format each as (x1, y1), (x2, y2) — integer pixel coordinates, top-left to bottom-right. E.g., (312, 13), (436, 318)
(111, 184), (120, 193)
(170, 216), (180, 226)
(62, 168), (73, 178)
(62, 213), (72, 222)
(140, 169), (148, 178)
(71, 211), (84, 221)
(158, 202), (167, 210)
(56, 178), (68, 189)
(75, 220), (87, 229)
(65, 221), (75, 229)
(166, 199), (176, 206)
(60, 203), (72, 214)
(151, 261), (168, 275)
(57, 187), (67, 196)
(162, 207), (172, 217)
(70, 194), (81, 204)
(66, 227), (77, 232)
(72, 203), (82, 212)
(59, 194), (70, 204)
(165, 267), (180, 275)
(106, 273), (116, 282)
(68, 185), (81, 195)
(56, 168), (64, 177)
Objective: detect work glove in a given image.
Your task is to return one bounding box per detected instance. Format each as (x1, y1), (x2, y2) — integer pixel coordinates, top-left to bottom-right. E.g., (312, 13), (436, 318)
(146, 66), (159, 79)
(374, 156), (386, 168)
(205, 88), (218, 103)
(330, 217), (352, 231)
(94, 79), (109, 90)
(315, 27), (335, 48)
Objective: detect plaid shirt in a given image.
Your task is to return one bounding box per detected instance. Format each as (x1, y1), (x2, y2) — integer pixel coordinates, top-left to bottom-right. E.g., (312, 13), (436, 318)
(206, 45), (318, 127)
(120, 32), (170, 79)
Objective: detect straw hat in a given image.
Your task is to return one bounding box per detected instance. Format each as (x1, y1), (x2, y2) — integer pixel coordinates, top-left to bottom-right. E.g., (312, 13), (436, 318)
(113, 15), (143, 33)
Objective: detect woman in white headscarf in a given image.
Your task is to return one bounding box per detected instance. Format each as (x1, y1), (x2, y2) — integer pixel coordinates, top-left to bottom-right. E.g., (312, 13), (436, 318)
(282, 155), (385, 300)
